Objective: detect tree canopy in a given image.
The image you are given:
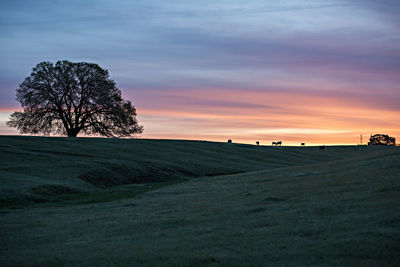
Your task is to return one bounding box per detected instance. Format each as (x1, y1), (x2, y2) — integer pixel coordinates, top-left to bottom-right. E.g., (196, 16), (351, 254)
(368, 134), (396, 146)
(7, 61), (143, 137)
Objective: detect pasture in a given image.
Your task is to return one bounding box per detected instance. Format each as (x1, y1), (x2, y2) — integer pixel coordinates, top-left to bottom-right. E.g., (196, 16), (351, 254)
(0, 136), (399, 266)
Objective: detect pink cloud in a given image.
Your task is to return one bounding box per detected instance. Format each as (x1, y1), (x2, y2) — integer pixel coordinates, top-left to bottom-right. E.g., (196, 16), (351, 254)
(124, 87), (400, 145)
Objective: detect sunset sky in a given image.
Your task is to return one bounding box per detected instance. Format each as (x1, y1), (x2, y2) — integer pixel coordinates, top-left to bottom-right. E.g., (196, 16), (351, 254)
(0, 0), (399, 145)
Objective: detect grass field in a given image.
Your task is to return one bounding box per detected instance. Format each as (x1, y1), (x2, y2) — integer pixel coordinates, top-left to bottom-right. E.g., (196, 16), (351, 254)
(0, 136), (399, 266)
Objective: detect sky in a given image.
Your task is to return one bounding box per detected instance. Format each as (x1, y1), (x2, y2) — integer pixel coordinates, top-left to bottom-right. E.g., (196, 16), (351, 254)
(0, 0), (399, 145)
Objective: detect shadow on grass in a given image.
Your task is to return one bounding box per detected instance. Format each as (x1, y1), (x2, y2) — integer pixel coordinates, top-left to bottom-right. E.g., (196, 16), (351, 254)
(1, 179), (187, 209)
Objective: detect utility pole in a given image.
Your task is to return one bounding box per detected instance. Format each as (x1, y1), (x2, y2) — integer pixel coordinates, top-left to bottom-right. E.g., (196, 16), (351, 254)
(360, 134), (363, 145)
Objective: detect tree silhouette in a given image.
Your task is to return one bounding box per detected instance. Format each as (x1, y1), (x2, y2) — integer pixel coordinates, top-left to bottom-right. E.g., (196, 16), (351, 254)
(7, 61), (143, 137)
(368, 134), (396, 146)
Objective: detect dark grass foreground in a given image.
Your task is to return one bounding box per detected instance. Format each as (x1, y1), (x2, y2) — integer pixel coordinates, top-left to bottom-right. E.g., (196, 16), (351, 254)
(0, 136), (399, 266)
(0, 136), (353, 208)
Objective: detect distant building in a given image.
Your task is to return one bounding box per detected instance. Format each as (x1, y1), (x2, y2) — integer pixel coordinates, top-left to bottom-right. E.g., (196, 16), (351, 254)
(368, 134), (396, 146)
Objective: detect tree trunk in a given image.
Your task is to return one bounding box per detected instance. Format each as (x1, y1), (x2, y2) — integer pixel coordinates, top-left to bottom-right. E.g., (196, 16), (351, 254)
(67, 129), (78, 137)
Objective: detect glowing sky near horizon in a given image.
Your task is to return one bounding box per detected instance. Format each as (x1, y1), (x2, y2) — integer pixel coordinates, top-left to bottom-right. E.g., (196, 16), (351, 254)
(0, 0), (399, 145)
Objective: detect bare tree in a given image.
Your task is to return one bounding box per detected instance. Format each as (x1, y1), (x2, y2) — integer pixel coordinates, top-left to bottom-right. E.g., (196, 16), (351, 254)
(7, 61), (143, 137)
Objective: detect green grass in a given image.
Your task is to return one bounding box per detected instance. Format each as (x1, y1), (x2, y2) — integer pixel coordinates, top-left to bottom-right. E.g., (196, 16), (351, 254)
(0, 136), (399, 266)
(2, 181), (184, 209)
(0, 135), (366, 208)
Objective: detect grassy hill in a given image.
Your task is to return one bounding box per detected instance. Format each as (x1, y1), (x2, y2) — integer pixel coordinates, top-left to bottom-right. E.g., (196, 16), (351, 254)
(0, 136), (365, 207)
(0, 136), (399, 266)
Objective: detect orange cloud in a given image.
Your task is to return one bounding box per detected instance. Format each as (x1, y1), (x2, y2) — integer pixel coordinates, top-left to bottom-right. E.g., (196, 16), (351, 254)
(2, 88), (399, 145)
(132, 88), (400, 145)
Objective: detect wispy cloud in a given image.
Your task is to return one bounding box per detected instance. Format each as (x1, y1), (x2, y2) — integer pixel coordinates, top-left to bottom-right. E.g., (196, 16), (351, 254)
(0, 0), (399, 143)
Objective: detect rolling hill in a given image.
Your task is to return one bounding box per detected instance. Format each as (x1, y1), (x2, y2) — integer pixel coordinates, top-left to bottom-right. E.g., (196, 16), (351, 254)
(0, 136), (399, 266)
(1, 136), (364, 207)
